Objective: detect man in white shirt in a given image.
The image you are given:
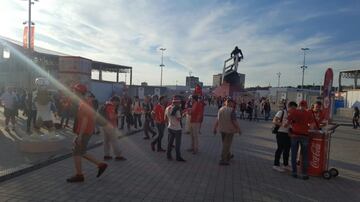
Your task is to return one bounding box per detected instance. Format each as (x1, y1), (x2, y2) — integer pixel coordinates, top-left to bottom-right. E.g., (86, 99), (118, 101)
(165, 96), (185, 162)
(0, 87), (17, 130)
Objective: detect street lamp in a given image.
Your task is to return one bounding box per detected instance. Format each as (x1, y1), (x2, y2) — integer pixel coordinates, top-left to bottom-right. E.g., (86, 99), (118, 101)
(276, 72), (281, 88)
(159, 48), (166, 86)
(22, 0), (39, 50)
(300, 47), (309, 89)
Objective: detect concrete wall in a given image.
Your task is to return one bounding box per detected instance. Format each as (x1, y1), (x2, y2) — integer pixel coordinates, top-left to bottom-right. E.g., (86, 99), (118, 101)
(344, 90), (360, 108)
(90, 80), (124, 103)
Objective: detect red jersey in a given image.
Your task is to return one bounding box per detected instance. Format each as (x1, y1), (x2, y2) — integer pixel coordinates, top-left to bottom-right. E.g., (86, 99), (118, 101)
(74, 98), (95, 135)
(153, 104), (166, 124)
(190, 101), (205, 123)
(310, 110), (325, 129)
(105, 102), (118, 128)
(287, 109), (312, 135)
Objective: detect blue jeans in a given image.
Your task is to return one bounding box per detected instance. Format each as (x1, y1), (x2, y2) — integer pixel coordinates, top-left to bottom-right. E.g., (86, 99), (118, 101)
(291, 136), (309, 176)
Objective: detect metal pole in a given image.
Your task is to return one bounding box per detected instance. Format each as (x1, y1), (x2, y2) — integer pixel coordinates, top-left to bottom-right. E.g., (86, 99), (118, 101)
(28, 0), (31, 50)
(300, 48), (309, 90)
(159, 48), (166, 86)
(277, 72), (281, 88)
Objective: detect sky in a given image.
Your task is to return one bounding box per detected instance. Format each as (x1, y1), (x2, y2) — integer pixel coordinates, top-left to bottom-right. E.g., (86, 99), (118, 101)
(0, 0), (359, 87)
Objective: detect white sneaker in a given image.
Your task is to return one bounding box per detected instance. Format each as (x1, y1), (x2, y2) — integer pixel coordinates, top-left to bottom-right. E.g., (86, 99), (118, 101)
(272, 166), (285, 172)
(282, 165), (292, 171)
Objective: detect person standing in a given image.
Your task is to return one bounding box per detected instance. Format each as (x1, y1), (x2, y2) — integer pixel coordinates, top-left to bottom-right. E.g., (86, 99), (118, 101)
(151, 96), (167, 152)
(0, 87), (18, 131)
(287, 100), (312, 180)
(165, 96), (186, 162)
(60, 94), (72, 128)
(353, 106), (360, 129)
(264, 100), (271, 121)
(188, 95), (205, 154)
(213, 98), (241, 166)
(132, 96), (142, 129)
(102, 96), (127, 161)
(272, 101), (296, 172)
(143, 96), (156, 139)
(66, 84), (107, 183)
(25, 90), (37, 134)
(230, 46), (244, 62)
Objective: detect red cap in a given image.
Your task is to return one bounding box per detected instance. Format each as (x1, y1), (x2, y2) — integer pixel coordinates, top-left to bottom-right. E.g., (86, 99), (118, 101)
(73, 84), (87, 94)
(299, 100), (308, 107)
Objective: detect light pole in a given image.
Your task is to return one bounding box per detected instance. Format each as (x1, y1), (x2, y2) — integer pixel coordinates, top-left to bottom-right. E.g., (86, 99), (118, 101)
(159, 48), (166, 86)
(276, 72), (281, 88)
(22, 0), (38, 50)
(301, 47), (309, 89)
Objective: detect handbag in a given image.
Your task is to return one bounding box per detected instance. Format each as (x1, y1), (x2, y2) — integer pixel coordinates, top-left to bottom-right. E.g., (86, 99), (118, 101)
(271, 110), (284, 134)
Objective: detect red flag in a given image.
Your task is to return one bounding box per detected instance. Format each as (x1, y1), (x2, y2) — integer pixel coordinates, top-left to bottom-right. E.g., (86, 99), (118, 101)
(23, 26), (35, 49)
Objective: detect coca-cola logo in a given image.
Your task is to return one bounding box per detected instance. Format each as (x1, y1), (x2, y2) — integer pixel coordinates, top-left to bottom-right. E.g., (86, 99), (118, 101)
(310, 142), (321, 168)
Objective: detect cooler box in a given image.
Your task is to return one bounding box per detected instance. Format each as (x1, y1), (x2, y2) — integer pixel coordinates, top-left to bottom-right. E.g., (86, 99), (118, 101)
(307, 132), (329, 176)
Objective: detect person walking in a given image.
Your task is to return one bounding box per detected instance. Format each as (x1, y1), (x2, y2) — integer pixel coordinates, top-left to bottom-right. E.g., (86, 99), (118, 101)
(143, 96), (156, 139)
(0, 87), (18, 131)
(132, 96), (142, 129)
(151, 96), (167, 152)
(102, 96), (127, 161)
(272, 101), (296, 172)
(213, 97), (241, 166)
(165, 96), (186, 162)
(188, 95), (205, 154)
(352, 106), (360, 129)
(287, 100), (312, 180)
(66, 84), (107, 183)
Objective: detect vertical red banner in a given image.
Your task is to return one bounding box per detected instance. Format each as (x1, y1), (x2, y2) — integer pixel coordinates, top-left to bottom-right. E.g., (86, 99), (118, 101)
(322, 68), (333, 121)
(23, 26), (35, 49)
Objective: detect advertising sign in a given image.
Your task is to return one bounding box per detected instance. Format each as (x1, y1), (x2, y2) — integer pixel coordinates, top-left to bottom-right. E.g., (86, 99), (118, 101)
(322, 68), (333, 121)
(138, 87), (145, 99)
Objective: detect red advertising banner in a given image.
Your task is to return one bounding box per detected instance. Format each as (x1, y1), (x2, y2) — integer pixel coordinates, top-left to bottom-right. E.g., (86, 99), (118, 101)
(23, 26), (35, 49)
(322, 68), (333, 121)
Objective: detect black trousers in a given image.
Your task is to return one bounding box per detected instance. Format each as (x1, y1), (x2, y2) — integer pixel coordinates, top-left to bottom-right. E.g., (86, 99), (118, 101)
(167, 128), (182, 159)
(144, 119), (156, 137)
(274, 132), (291, 166)
(133, 114), (142, 128)
(152, 123), (165, 149)
(120, 114), (132, 129)
(26, 110), (37, 132)
(353, 117), (359, 128)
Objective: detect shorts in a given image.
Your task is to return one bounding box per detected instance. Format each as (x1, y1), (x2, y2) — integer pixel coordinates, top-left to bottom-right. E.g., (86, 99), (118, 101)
(4, 108), (15, 118)
(73, 134), (92, 156)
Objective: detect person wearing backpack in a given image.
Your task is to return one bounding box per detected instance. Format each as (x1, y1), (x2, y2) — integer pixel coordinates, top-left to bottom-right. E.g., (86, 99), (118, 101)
(272, 101), (295, 172)
(102, 96), (127, 161)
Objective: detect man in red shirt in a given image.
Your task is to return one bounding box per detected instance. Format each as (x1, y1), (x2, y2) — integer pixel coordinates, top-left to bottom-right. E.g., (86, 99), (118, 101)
(310, 101), (326, 130)
(151, 96), (167, 152)
(287, 100), (312, 180)
(67, 84), (107, 183)
(188, 95), (205, 154)
(102, 96), (127, 161)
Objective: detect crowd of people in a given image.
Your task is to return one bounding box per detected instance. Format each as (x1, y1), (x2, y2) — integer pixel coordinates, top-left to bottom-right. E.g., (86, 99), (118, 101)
(0, 82), (332, 183)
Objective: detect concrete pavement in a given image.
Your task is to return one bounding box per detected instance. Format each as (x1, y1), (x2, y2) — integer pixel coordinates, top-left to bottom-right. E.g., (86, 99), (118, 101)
(0, 116), (359, 202)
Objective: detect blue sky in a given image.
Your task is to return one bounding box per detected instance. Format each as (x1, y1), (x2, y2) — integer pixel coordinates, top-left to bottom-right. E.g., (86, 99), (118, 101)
(0, 0), (359, 87)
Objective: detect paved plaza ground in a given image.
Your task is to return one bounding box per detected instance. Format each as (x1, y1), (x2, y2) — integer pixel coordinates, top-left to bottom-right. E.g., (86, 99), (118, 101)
(0, 112), (359, 201)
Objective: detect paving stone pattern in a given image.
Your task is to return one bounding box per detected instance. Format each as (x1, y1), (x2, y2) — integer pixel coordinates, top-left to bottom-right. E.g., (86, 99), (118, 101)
(0, 116), (359, 202)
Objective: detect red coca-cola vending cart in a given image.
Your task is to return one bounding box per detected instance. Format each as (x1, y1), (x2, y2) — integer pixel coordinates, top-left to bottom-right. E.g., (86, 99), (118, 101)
(307, 125), (339, 179)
